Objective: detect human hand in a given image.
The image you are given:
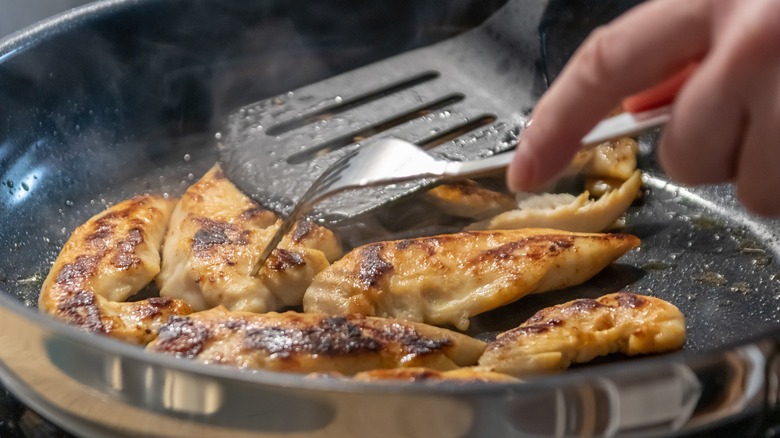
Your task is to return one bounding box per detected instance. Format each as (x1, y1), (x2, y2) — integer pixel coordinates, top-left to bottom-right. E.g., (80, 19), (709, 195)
(507, 0), (780, 215)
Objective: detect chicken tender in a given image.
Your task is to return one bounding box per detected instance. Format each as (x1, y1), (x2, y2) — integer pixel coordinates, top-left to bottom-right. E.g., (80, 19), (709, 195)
(157, 165), (341, 313)
(39, 195), (192, 344)
(468, 170), (641, 232)
(303, 229), (640, 330)
(478, 292), (685, 377)
(147, 307), (485, 375)
(582, 137), (639, 181)
(423, 180), (516, 220)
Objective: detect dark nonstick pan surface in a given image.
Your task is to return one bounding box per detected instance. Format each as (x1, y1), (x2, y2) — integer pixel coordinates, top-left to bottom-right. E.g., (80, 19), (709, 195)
(1, 0), (779, 436)
(2, 0), (776, 352)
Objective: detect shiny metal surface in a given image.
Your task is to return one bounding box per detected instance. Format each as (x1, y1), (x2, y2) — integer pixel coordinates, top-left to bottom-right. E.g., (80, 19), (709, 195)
(254, 138), (514, 269)
(0, 292), (773, 437)
(1, 0), (780, 436)
(581, 105), (671, 146)
(220, 0), (546, 223)
(0, 0), (93, 37)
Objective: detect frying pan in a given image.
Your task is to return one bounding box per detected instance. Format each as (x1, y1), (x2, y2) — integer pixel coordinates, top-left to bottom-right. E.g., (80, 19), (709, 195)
(1, 0), (779, 436)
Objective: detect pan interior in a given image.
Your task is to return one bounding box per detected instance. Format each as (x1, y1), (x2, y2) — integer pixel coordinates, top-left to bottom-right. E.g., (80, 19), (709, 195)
(1, 0), (778, 364)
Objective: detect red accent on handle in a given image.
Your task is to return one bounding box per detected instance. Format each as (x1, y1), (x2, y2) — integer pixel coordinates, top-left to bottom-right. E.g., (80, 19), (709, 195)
(622, 63), (698, 113)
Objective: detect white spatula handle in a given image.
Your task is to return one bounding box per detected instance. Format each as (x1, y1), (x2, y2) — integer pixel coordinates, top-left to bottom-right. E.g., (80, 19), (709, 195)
(582, 105), (671, 146)
(443, 106), (670, 179)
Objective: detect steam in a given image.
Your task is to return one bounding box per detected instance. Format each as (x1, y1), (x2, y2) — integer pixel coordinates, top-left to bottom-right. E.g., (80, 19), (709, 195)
(0, 0), (512, 306)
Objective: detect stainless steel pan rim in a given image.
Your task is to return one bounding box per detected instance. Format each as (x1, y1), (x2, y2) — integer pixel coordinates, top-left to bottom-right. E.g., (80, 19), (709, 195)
(0, 0), (142, 58)
(0, 287), (744, 395)
(0, 287), (772, 438)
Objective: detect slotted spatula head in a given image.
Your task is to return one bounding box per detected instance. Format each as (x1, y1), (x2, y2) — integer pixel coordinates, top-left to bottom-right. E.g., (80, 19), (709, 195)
(219, 0), (550, 224)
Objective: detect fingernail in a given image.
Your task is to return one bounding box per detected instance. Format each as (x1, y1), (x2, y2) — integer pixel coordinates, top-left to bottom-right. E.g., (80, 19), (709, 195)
(507, 138), (536, 192)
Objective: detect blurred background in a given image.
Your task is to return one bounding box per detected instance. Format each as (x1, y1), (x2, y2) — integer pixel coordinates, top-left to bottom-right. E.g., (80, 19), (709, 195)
(1, 0), (94, 37)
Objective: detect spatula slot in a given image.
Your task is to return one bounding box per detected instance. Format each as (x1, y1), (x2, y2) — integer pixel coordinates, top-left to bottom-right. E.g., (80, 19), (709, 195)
(221, 0), (547, 221)
(418, 114), (497, 150)
(266, 71), (440, 137)
(285, 93), (465, 165)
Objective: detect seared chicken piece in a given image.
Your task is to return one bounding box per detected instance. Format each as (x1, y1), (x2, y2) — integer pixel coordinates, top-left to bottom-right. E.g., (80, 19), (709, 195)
(353, 367), (518, 382)
(581, 137), (639, 181)
(585, 176), (630, 198)
(478, 292), (685, 377)
(157, 165), (341, 313)
(423, 180), (516, 220)
(303, 229), (640, 330)
(39, 195), (192, 344)
(49, 292), (192, 345)
(147, 307), (485, 374)
(468, 170), (641, 232)
(529, 149), (596, 193)
(42, 195), (174, 303)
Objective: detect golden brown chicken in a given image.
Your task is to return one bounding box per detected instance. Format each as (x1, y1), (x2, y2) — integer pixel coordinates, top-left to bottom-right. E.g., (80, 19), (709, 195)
(581, 137), (640, 181)
(468, 170), (642, 232)
(303, 228), (640, 330)
(146, 307), (485, 375)
(585, 177), (631, 198)
(423, 180), (516, 220)
(39, 195), (192, 344)
(353, 367), (518, 383)
(478, 292), (685, 377)
(157, 165), (341, 313)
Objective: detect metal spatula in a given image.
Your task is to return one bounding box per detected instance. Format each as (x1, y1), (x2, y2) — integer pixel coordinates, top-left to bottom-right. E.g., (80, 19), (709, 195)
(248, 102), (670, 271)
(218, 0), (549, 224)
(218, 0), (671, 230)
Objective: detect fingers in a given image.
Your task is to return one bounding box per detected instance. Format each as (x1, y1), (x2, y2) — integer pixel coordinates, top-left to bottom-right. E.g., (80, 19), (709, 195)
(508, 0), (780, 218)
(508, 0), (712, 191)
(658, 0), (780, 214)
(623, 63), (698, 113)
(657, 57), (744, 185)
(732, 0), (780, 214)
(734, 85), (780, 216)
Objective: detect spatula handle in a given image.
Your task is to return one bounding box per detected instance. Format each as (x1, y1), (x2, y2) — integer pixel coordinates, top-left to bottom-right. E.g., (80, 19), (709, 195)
(583, 64), (695, 145)
(442, 151), (515, 179)
(444, 100), (673, 179)
(581, 105), (672, 146)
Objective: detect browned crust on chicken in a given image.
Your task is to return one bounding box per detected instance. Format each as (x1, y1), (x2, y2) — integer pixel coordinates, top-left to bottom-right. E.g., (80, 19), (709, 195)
(147, 307), (485, 375)
(478, 292), (686, 377)
(39, 195), (192, 344)
(157, 164), (342, 312)
(423, 180), (516, 220)
(55, 291), (192, 344)
(468, 171), (642, 233)
(582, 137), (639, 181)
(585, 177), (629, 198)
(352, 367), (518, 383)
(289, 220), (342, 263)
(303, 229), (640, 330)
